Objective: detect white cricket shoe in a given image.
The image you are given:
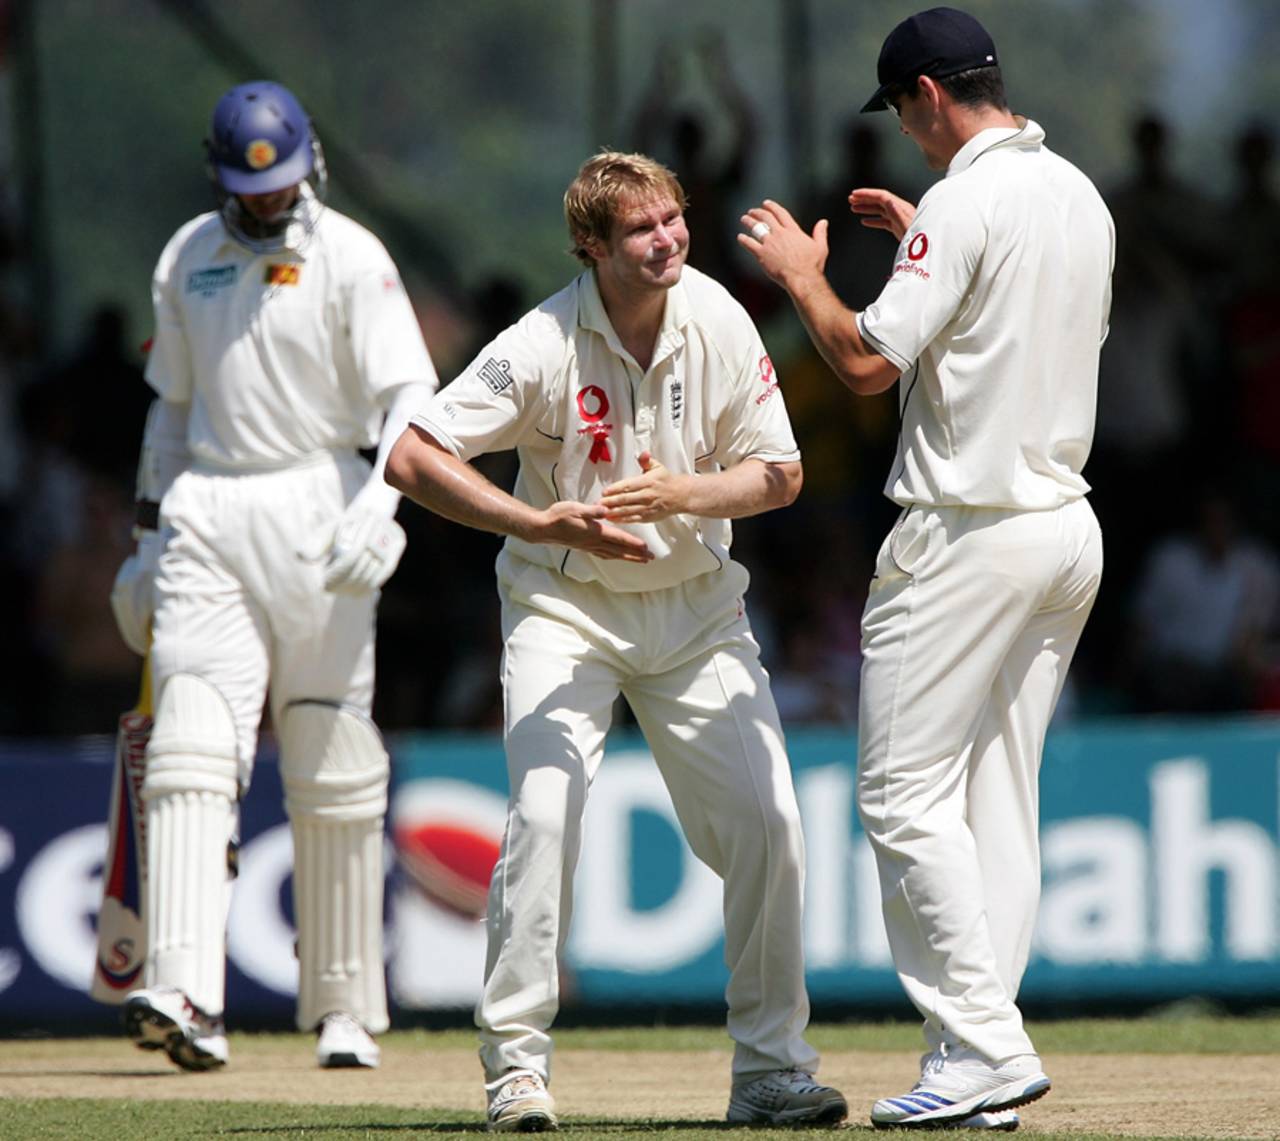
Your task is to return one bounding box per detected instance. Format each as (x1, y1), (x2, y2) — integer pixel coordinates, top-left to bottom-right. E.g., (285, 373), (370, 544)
(486, 1069), (558, 1132)
(316, 1012), (380, 1068)
(871, 1047), (1048, 1129)
(124, 985), (228, 1072)
(960, 1109), (1020, 1130)
(727, 1068), (849, 1125)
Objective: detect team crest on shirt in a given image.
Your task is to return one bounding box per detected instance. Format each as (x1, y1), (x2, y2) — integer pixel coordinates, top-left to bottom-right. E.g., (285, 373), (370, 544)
(755, 355), (779, 405)
(186, 265), (239, 296)
(893, 231), (931, 280)
(477, 357), (514, 395)
(264, 264), (301, 286)
(576, 385), (613, 463)
(669, 377), (684, 426)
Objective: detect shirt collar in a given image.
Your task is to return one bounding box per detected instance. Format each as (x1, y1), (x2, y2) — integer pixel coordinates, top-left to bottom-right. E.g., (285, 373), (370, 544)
(577, 267), (692, 370)
(947, 116), (1044, 177)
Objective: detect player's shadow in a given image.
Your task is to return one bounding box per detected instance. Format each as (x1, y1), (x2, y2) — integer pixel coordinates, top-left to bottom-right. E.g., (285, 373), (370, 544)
(222, 1124), (484, 1135)
(561, 1121), (872, 1132)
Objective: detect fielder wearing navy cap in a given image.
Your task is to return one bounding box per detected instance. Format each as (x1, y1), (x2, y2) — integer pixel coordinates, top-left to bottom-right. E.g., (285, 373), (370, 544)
(861, 7), (998, 113)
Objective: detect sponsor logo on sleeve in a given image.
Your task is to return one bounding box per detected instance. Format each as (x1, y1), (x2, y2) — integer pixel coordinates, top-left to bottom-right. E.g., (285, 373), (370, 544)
(755, 355), (779, 405)
(185, 265), (239, 296)
(477, 357), (514, 395)
(576, 385), (613, 463)
(892, 231), (931, 280)
(264, 264), (301, 286)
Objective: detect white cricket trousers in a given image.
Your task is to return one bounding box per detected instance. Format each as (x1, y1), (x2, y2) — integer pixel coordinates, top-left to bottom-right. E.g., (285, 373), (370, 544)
(857, 497), (1102, 1063)
(477, 552), (820, 1084)
(150, 453), (378, 768)
(144, 453), (385, 1023)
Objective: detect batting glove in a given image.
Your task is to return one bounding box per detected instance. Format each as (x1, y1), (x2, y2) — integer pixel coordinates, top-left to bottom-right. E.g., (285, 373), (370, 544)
(322, 507), (407, 595)
(110, 529), (165, 655)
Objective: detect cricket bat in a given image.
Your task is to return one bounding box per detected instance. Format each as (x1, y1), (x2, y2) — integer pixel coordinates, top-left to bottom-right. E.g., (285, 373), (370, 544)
(90, 659), (153, 1004)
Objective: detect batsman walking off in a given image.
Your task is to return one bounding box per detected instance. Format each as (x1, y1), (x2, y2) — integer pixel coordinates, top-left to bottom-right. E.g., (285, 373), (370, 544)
(739, 7), (1114, 1130)
(388, 151), (847, 1131)
(110, 81), (438, 1071)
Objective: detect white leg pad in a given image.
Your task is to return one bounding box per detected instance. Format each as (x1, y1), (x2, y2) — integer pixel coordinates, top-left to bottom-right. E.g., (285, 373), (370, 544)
(280, 701), (389, 1034)
(143, 674), (239, 1017)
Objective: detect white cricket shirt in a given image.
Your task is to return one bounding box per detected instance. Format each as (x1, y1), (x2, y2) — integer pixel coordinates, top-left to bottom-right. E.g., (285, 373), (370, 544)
(858, 119), (1115, 510)
(145, 197), (437, 468)
(411, 265), (800, 592)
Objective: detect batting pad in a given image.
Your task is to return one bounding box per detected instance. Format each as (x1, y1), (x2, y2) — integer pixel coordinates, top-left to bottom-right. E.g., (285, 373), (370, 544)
(143, 673), (239, 1016)
(280, 701), (389, 1034)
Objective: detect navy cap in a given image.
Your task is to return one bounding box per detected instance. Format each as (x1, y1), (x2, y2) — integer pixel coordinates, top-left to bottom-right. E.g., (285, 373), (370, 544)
(861, 7), (998, 113)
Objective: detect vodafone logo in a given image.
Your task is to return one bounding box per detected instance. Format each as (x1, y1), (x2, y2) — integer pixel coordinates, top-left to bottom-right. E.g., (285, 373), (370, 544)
(756, 355), (779, 405)
(907, 232), (929, 261)
(576, 385), (609, 422)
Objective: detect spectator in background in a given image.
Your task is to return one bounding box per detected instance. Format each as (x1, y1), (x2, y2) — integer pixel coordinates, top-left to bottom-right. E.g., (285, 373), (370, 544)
(806, 121), (904, 312)
(1125, 489), (1280, 714)
(1105, 114), (1223, 284)
(1085, 114), (1215, 692)
(43, 304), (152, 489)
(1220, 123), (1280, 549)
(633, 30), (763, 307)
(34, 473), (139, 732)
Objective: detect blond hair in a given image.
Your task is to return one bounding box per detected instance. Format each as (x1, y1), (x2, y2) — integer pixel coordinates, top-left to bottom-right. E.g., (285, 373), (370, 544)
(564, 151), (688, 266)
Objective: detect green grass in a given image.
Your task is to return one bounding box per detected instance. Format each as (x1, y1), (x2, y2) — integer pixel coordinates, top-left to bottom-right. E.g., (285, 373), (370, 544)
(0, 1097), (1254, 1141)
(5, 1016), (1279, 1140)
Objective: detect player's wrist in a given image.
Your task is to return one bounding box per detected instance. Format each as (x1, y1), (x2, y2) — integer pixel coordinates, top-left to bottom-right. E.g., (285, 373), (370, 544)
(134, 499), (161, 532)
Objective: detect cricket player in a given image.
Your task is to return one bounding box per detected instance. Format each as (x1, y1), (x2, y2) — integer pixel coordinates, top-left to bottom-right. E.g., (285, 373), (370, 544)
(109, 80), (438, 1071)
(386, 151), (847, 1131)
(738, 7), (1113, 1130)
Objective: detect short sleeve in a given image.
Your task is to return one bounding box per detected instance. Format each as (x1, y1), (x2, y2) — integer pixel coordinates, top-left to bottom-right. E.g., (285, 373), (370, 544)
(143, 238), (194, 402)
(410, 322), (550, 462)
(857, 188), (986, 371)
(711, 321), (800, 468)
(346, 245), (439, 401)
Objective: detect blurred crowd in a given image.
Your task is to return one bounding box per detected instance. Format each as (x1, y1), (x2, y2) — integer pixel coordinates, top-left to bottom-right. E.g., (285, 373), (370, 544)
(1, 95), (1277, 737)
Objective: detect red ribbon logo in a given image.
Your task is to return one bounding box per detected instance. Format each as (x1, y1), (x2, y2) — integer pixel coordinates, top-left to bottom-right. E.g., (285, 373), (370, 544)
(576, 385), (613, 463)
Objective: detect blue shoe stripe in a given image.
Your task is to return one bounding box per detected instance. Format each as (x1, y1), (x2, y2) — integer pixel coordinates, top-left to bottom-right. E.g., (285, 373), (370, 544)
(887, 1091), (957, 1114)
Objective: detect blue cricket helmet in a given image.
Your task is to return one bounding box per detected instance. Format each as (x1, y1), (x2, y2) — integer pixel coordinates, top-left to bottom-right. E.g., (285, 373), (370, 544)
(205, 81), (327, 252)
(206, 81), (315, 195)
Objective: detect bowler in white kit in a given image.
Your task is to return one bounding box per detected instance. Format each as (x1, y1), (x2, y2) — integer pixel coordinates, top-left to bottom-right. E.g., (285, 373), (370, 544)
(110, 81), (438, 1071)
(388, 151), (847, 1131)
(740, 6), (1114, 1131)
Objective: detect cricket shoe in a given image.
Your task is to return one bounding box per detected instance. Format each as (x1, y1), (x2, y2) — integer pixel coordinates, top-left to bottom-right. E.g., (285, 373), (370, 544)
(124, 985), (228, 1072)
(486, 1069), (558, 1132)
(959, 1109), (1020, 1131)
(727, 1068), (849, 1125)
(871, 1047), (1048, 1129)
(316, 1012), (380, 1068)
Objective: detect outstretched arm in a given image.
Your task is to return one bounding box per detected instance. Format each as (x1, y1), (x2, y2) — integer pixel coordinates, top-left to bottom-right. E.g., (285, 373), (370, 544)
(386, 424), (653, 562)
(738, 199), (900, 396)
(599, 453), (801, 523)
